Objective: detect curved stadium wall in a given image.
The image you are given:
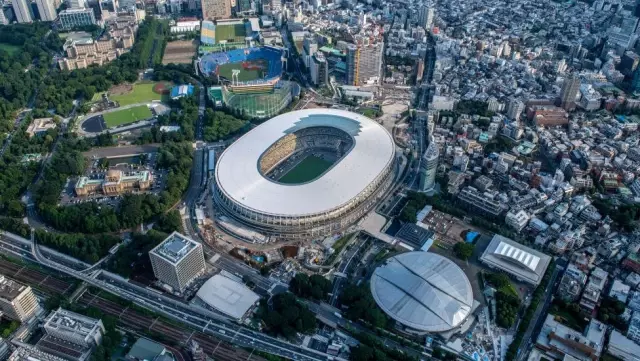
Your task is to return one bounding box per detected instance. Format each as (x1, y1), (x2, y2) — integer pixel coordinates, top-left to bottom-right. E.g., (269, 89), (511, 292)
(213, 109), (396, 240)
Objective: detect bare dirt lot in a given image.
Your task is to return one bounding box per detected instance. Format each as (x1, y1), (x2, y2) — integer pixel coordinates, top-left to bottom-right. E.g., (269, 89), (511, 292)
(109, 83), (134, 96)
(162, 40), (197, 65)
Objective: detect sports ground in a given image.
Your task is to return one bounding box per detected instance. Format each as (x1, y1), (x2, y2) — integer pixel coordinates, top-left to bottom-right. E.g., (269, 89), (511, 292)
(109, 82), (170, 106)
(103, 105), (153, 128)
(216, 24), (246, 43)
(217, 61), (265, 82)
(278, 156), (333, 184)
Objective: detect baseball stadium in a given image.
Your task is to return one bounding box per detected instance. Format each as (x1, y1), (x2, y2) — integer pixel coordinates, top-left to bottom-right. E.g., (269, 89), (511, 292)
(200, 46), (297, 118)
(213, 109), (397, 241)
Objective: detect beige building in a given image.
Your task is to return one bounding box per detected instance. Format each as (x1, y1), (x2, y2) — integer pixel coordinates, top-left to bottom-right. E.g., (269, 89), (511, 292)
(201, 0), (231, 20)
(75, 169), (153, 196)
(149, 232), (205, 293)
(26, 118), (57, 138)
(58, 18), (136, 71)
(0, 275), (40, 322)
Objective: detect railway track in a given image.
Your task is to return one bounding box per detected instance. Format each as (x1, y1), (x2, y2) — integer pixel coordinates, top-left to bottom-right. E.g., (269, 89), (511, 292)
(0, 258), (73, 294)
(0, 258), (266, 361)
(77, 291), (265, 361)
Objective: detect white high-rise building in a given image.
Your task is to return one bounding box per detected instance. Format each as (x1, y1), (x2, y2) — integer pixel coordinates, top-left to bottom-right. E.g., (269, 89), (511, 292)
(0, 275), (40, 321)
(0, 10), (8, 24)
(37, 0), (58, 21)
(12, 0), (33, 23)
(419, 136), (439, 193)
(149, 232), (206, 293)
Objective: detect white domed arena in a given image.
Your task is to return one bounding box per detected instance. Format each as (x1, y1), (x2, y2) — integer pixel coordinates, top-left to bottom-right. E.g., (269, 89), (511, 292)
(213, 108), (396, 240)
(371, 252), (474, 333)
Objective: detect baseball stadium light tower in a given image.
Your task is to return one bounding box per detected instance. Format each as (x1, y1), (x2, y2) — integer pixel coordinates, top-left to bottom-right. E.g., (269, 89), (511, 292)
(232, 69), (241, 85)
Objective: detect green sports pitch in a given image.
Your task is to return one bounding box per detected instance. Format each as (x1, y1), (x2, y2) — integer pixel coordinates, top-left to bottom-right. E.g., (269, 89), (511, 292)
(217, 62), (264, 82)
(278, 155), (333, 184)
(215, 24), (246, 43)
(103, 105), (153, 128)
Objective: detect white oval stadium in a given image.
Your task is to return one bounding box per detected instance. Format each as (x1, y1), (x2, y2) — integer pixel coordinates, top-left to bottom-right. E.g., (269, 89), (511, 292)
(371, 252), (474, 333)
(214, 108), (396, 240)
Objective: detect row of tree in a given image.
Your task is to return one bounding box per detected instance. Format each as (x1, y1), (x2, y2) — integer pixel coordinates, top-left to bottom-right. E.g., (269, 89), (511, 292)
(506, 262), (556, 361)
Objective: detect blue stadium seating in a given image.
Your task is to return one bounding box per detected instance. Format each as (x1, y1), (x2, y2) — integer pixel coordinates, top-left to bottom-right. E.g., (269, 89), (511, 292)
(199, 47), (284, 83)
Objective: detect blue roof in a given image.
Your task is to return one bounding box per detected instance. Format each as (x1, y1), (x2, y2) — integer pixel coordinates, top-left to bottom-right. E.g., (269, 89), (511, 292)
(466, 231), (479, 243)
(171, 84), (195, 98)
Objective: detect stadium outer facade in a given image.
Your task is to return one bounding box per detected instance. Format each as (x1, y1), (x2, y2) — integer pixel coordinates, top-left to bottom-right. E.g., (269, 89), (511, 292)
(213, 109), (397, 241)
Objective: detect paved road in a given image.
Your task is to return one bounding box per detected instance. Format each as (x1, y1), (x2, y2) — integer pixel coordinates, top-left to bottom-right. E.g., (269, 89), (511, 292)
(82, 143), (162, 159)
(516, 259), (566, 361)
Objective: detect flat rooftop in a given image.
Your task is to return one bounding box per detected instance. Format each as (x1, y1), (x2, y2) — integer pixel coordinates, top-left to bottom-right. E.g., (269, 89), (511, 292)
(150, 232), (199, 264)
(44, 307), (102, 338)
(0, 275), (28, 302)
(480, 234), (551, 285)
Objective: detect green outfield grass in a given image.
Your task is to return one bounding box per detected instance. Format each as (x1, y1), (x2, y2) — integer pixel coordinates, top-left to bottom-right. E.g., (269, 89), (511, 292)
(0, 43), (20, 55)
(278, 155), (333, 184)
(217, 62), (264, 82)
(110, 83), (166, 106)
(103, 105), (153, 128)
(215, 24), (246, 43)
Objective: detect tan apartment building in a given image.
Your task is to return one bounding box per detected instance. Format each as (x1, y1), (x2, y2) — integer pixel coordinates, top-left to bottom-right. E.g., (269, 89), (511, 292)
(75, 170), (153, 196)
(0, 275), (40, 322)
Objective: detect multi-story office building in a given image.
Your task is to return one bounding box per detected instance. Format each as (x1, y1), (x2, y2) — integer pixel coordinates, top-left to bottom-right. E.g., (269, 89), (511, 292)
(505, 209), (530, 232)
(236, 0), (251, 13)
(201, 0), (231, 20)
(628, 311), (640, 344)
(418, 6), (434, 30)
(557, 263), (587, 302)
(36, 0), (57, 21)
(149, 232), (206, 293)
(346, 35), (383, 86)
(0, 275), (40, 321)
(59, 8), (96, 30)
(558, 75), (581, 111)
(310, 53), (328, 86)
(457, 186), (507, 218)
(12, 0), (33, 23)
(419, 136), (438, 192)
(506, 98), (524, 121)
(43, 308), (105, 348)
(536, 315), (605, 361)
(66, 0), (86, 9)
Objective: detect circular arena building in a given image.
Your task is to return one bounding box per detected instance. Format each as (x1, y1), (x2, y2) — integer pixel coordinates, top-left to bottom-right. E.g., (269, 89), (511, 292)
(371, 252), (474, 334)
(214, 108), (396, 240)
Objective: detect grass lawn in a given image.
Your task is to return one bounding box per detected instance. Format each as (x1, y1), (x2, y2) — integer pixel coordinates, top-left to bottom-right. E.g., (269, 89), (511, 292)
(215, 24), (246, 43)
(0, 43), (20, 55)
(110, 83), (165, 106)
(217, 62), (264, 82)
(278, 155), (333, 184)
(103, 105), (153, 128)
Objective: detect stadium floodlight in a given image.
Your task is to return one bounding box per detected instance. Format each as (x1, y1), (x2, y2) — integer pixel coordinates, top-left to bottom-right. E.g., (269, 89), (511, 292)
(232, 69), (240, 85)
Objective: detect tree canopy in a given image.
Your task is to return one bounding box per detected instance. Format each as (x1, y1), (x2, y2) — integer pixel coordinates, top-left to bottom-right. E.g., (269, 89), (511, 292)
(258, 293), (317, 338)
(289, 273), (332, 300)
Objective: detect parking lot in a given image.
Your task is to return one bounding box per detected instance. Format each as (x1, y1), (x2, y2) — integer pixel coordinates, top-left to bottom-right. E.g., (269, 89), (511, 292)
(59, 149), (168, 206)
